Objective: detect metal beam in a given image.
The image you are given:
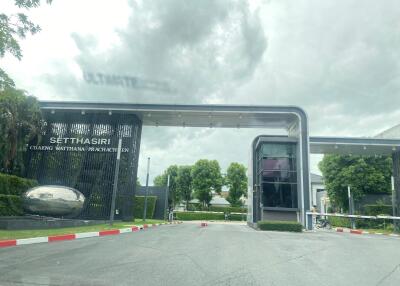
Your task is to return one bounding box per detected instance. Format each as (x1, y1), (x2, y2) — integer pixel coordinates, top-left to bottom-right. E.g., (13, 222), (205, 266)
(310, 136), (400, 155)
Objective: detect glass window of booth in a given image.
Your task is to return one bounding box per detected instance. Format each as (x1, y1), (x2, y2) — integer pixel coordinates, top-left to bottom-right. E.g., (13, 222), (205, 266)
(256, 142), (298, 209)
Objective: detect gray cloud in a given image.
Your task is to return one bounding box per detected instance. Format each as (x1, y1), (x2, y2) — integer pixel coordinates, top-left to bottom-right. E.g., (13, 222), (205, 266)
(46, 0), (267, 105)
(18, 0), (400, 180)
(228, 0), (400, 137)
(39, 0), (269, 181)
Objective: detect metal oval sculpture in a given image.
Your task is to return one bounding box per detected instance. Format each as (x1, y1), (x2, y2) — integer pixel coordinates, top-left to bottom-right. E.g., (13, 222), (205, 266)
(22, 185), (85, 217)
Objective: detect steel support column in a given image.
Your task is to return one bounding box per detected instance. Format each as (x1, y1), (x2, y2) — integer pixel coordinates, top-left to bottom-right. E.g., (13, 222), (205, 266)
(392, 151), (400, 231)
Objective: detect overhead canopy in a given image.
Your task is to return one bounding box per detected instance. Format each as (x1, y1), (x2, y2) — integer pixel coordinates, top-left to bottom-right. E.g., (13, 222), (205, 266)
(39, 101), (303, 129)
(310, 136), (400, 155)
(39, 101), (400, 155)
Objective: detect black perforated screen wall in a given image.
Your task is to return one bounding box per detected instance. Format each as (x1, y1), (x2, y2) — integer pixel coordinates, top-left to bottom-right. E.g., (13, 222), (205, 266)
(24, 111), (142, 221)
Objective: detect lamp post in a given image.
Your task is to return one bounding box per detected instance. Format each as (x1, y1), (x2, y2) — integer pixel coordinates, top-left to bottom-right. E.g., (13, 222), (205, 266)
(242, 199), (245, 222)
(348, 186), (355, 229)
(143, 157), (150, 221)
(164, 175), (170, 221)
(391, 176), (399, 232)
(109, 138), (122, 226)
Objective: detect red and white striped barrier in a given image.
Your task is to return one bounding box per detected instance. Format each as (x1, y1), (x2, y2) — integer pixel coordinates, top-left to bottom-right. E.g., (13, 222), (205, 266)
(0, 221), (182, 248)
(306, 212), (400, 238)
(306, 211), (400, 220)
(335, 227), (400, 237)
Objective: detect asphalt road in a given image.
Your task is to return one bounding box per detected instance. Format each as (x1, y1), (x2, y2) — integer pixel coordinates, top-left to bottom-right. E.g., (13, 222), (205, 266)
(1, 222), (400, 286)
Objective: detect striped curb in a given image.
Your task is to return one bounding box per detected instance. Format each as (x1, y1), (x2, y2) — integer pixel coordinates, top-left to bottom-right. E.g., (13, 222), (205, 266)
(336, 228), (368, 235)
(335, 227), (400, 238)
(0, 221), (183, 249)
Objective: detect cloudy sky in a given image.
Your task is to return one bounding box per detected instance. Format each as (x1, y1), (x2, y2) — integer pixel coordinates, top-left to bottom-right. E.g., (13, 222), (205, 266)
(2, 0), (400, 183)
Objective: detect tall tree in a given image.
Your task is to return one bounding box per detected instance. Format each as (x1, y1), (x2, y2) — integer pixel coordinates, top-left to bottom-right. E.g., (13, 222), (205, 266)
(319, 154), (392, 211)
(225, 162), (247, 207)
(153, 165), (179, 206)
(0, 88), (43, 175)
(176, 165), (193, 210)
(191, 159), (223, 207)
(0, 0), (52, 90)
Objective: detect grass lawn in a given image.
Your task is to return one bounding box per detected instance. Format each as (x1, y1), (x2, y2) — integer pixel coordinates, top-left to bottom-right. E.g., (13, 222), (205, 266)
(0, 219), (165, 240)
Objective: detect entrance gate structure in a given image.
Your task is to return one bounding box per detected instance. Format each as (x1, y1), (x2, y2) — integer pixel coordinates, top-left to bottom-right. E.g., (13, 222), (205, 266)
(33, 102), (311, 224)
(30, 101), (400, 229)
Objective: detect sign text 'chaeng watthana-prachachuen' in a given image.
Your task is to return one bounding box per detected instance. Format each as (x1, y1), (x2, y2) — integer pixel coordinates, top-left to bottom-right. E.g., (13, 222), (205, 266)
(28, 137), (129, 153)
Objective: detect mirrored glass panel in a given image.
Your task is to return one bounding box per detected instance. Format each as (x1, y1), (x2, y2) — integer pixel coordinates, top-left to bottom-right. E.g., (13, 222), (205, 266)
(256, 142), (298, 208)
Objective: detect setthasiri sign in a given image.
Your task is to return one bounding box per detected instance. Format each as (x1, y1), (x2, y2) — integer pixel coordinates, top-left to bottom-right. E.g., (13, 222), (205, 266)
(49, 137), (111, 145)
(28, 137), (129, 153)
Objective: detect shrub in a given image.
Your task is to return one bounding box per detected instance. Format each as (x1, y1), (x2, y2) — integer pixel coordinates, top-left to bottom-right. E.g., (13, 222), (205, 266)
(186, 204), (247, 213)
(187, 203), (202, 211)
(257, 220), (302, 232)
(134, 196), (157, 219)
(327, 206), (336, 213)
(175, 211), (225, 221)
(229, 213), (246, 221)
(328, 216), (351, 228)
(328, 214), (391, 230)
(355, 217), (388, 229)
(346, 205), (393, 229)
(0, 194), (23, 216)
(0, 173), (38, 196)
(364, 204), (392, 216)
(209, 206), (247, 213)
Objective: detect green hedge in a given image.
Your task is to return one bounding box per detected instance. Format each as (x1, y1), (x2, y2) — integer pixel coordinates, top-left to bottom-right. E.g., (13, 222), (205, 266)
(187, 204), (247, 213)
(134, 196), (157, 219)
(176, 211), (224, 221)
(257, 220), (302, 232)
(231, 213), (246, 221)
(364, 204), (392, 216)
(0, 194), (23, 216)
(209, 206), (247, 213)
(0, 173), (38, 196)
(174, 211), (246, 221)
